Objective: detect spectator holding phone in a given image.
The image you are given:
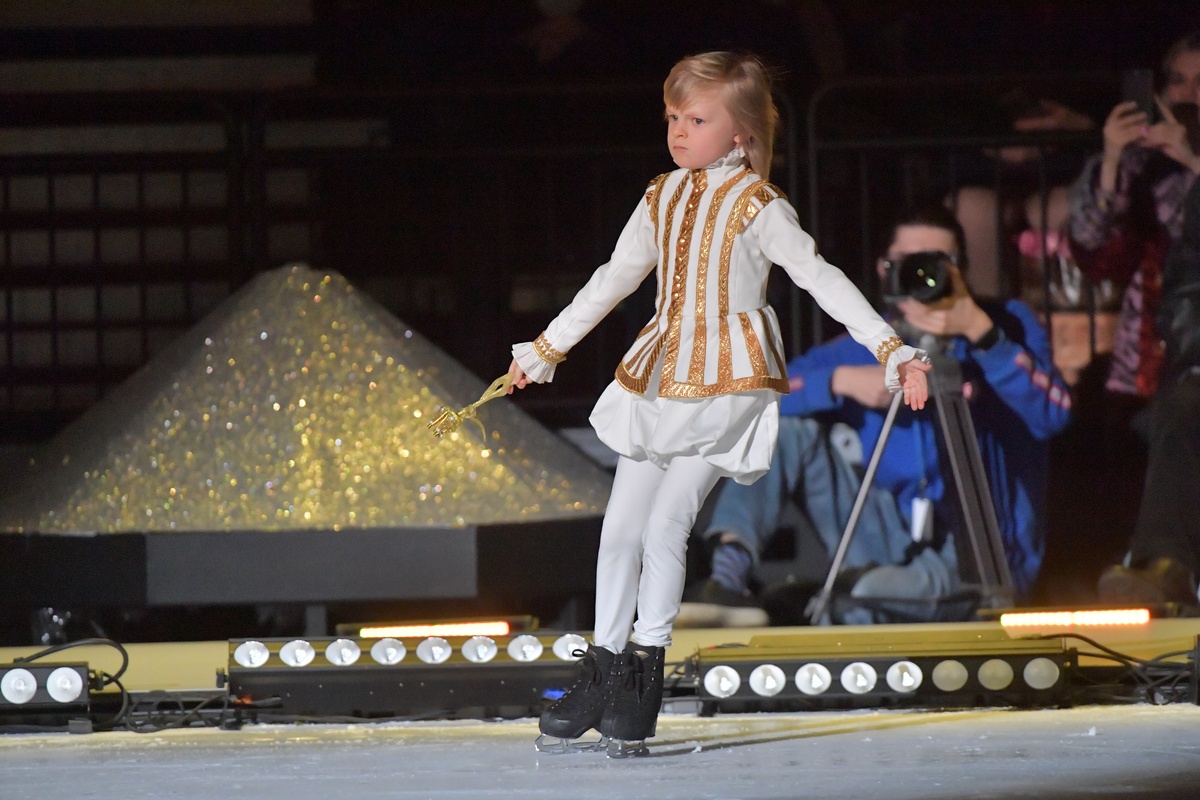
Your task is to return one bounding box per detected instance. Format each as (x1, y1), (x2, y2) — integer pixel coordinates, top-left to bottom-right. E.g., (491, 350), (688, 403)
(1067, 32), (1200, 410)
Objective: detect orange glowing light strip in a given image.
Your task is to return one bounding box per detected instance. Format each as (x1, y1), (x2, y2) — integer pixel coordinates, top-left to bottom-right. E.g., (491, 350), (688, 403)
(999, 608), (1151, 628)
(358, 621), (512, 639)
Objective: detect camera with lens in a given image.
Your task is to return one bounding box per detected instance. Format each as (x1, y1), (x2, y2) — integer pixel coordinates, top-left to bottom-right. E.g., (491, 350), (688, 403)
(882, 250), (957, 304)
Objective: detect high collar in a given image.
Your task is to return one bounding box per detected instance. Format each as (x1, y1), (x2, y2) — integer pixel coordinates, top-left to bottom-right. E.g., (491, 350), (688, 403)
(704, 146), (749, 171)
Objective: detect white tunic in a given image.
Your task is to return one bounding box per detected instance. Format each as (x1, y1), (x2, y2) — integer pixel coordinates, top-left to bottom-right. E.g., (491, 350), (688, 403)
(514, 149), (918, 484)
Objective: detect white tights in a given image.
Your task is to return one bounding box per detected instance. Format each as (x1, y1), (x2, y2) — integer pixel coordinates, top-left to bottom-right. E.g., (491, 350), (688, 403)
(592, 454), (724, 652)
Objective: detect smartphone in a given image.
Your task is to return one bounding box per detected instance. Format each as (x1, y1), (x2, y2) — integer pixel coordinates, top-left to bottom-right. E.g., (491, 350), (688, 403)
(1121, 68), (1157, 121)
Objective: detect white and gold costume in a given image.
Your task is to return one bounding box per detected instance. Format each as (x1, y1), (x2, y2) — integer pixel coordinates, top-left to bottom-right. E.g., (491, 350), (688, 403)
(512, 148), (918, 650)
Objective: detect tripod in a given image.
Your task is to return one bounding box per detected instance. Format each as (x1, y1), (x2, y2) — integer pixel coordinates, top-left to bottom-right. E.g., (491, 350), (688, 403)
(806, 352), (1015, 623)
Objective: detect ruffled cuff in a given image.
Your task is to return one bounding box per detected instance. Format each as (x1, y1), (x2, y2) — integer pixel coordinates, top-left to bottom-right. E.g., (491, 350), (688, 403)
(885, 345), (929, 392)
(512, 341), (557, 384)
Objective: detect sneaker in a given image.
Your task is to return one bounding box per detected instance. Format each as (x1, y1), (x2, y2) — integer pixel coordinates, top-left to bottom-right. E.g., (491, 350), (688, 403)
(1097, 558), (1198, 607)
(676, 580), (769, 628)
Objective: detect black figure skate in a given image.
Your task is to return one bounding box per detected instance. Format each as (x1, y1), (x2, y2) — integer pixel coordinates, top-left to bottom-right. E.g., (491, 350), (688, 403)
(534, 644), (621, 754)
(600, 642), (666, 758)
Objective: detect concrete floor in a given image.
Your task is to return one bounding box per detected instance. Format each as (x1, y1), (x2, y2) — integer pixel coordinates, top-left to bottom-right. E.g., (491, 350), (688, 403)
(3, 704), (1200, 800)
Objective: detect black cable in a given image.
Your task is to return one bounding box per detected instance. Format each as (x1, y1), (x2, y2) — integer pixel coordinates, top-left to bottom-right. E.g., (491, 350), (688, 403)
(124, 692), (230, 734)
(11, 637), (131, 685)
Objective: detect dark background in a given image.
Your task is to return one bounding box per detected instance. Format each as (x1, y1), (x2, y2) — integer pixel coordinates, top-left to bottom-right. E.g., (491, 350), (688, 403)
(0, 0), (1196, 644)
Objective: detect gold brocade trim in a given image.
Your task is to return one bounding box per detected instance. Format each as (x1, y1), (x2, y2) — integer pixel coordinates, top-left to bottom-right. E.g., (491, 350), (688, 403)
(646, 173), (669, 238)
(760, 308), (788, 377)
(688, 169), (750, 384)
(875, 336), (904, 366)
(740, 184), (783, 231)
(716, 179), (769, 381)
(657, 373), (790, 399)
(616, 337), (665, 394)
(739, 311), (769, 378)
(661, 172), (706, 388)
(654, 176), (689, 328)
(533, 333), (567, 364)
(626, 321), (659, 369)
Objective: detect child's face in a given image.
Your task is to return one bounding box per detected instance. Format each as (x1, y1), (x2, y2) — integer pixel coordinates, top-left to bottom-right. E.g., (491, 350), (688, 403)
(665, 90), (742, 170)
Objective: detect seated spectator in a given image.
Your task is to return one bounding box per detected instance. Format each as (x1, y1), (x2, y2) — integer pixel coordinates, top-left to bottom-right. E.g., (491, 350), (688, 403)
(1097, 161), (1200, 607)
(680, 205), (1072, 627)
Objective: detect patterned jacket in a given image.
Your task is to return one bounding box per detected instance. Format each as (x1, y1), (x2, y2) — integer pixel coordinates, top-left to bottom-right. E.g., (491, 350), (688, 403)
(515, 152), (916, 395)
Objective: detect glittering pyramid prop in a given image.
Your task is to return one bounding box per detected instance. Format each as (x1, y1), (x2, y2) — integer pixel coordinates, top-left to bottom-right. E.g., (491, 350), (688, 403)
(0, 264), (611, 533)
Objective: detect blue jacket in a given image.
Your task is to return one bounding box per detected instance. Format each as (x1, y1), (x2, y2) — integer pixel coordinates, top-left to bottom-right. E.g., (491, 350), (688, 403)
(780, 299), (1072, 597)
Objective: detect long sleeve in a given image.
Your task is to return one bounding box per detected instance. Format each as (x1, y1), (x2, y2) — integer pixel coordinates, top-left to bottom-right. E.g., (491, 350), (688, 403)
(964, 300), (1072, 441)
(512, 196), (659, 382)
(753, 198), (924, 389)
(1068, 153), (1127, 252)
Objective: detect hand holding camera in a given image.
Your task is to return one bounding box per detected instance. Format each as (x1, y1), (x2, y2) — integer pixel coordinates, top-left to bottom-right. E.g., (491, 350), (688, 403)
(883, 251), (994, 343)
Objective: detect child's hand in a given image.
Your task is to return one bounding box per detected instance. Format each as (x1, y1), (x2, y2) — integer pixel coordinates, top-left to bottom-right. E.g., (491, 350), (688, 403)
(898, 357), (931, 411)
(507, 359), (529, 394)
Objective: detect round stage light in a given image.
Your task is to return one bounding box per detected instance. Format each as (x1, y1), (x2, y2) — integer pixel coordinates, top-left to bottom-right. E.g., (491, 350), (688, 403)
(325, 638), (361, 666)
(885, 660), (923, 693)
(463, 636), (498, 663)
(0, 668), (37, 705)
(703, 665), (741, 698)
(795, 663), (832, 695)
(978, 658), (1014, 691)
(748, 664), (786, 697)
(507, 634), (544, 662)
(46, 667), (84, 704)
(370, 638), (406, 665)
(279, 640), (316, 668)
(1023, 657), (1061, 690)
(416, 637), (453, 664)
(931, 660), (969, 692)
(840, 662), (877, 694)
(552, 634), (588, 661)
(233, 640), (270, 669)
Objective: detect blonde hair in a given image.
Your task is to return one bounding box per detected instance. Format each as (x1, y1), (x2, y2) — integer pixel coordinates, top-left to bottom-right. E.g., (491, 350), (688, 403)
(663, 52), (779, 179)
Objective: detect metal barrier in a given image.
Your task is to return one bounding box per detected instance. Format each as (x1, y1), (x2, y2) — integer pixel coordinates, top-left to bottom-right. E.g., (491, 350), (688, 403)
(1, 73), (1124, 444)
(802, 72), (1120, 371)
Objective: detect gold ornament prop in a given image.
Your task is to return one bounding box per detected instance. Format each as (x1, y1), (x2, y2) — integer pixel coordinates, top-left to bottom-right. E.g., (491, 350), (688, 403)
(427, 373), (514, 438)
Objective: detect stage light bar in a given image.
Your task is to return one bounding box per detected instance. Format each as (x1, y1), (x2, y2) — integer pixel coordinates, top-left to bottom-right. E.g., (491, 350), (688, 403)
(695, 649), (1071, 710)
(0, 663), (92, 726)
(353, 620), (514, 639)
(999, 609), (1152, 628)
(222, 633), (589, 720)
(690, 628), (1075, 711)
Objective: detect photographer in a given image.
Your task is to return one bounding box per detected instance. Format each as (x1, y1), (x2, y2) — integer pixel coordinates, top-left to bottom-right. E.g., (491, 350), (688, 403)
(680, 205), (1072, 627)
(1067, 32), (1200, 409)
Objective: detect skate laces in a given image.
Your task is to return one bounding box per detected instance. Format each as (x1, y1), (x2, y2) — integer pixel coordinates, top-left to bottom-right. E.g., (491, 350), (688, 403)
(621, 651), (651, 700)
(555, 649), (606, 710)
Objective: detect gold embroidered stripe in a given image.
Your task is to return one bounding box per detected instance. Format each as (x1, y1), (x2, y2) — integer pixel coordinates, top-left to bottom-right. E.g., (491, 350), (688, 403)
(716, 179), (769, 382)
(654, 176), (688, 328)
(739, 311), (770, 379)
(739, 184), (779, 231)
(661, 172), (705, 386)
(646, 173), (669, 238)
(658, 373), (789, 399)
(688, 168), (751, 384)
(759, 307), (788, 378)
(616, 337), (666, 394)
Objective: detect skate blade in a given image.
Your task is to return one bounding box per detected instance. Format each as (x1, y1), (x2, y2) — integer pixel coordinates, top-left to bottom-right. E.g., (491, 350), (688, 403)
(533, 733), (610, 755)
(606, 738), (649, 759)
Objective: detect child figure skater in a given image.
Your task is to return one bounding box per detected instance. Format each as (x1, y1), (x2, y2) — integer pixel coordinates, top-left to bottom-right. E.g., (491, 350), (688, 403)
(509, 52), (931, 756)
